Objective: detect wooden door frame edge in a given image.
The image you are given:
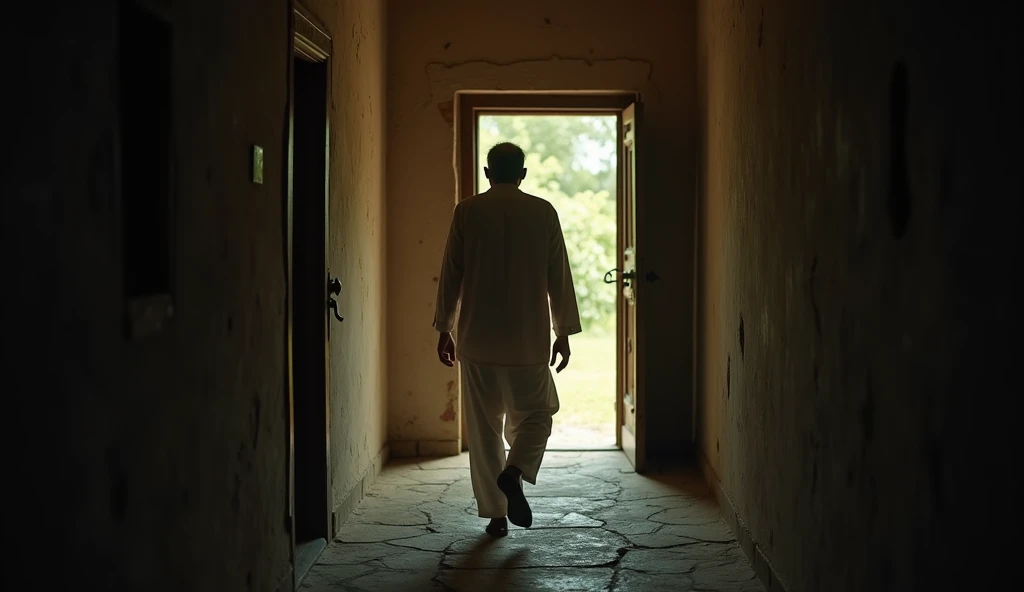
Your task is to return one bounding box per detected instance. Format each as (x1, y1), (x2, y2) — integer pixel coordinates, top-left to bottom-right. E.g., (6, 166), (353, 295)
(286, 1), (333, 584)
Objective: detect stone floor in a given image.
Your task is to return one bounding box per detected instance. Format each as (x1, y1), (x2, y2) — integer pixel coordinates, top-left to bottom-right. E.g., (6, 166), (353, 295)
(300, 451), (764, 592)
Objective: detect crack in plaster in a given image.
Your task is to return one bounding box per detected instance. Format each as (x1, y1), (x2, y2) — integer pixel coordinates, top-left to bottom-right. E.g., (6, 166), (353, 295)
(418, 56), (661, 111)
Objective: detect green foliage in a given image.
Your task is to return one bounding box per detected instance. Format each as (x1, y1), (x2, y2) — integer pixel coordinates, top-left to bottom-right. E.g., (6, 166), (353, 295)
(477, 115), (618, 334)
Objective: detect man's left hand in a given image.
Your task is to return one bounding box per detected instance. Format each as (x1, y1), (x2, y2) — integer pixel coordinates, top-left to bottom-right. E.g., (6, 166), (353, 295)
(437, 332), (456, 367)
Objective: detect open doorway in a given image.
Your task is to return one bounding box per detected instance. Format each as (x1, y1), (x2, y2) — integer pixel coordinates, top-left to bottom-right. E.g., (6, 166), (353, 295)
(474, 114), (619, 449)
(458, 92), (647, 468)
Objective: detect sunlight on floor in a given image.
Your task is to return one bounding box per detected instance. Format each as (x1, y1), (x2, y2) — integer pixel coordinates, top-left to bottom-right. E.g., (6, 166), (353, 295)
(300, 452), (764, 592)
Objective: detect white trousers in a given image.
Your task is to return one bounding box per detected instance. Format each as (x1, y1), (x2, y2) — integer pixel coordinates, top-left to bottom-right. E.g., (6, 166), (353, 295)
(461, 360), (560, 518)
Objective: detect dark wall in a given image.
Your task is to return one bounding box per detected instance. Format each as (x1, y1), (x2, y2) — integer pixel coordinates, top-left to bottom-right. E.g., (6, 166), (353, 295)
(9, 0), (292, 589)
(696, 0), (1022, 590)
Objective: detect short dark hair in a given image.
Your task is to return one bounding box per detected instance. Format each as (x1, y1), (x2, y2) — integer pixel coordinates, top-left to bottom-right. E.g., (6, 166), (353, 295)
(486, 142), (526, 183)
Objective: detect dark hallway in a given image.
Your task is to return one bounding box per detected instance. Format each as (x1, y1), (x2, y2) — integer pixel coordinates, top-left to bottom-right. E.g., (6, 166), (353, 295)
(6, 0), (1021, 591)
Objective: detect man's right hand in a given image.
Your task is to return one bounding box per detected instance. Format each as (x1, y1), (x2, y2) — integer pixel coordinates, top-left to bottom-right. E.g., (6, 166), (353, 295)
(437, 332), (456, 367)
(550, 335), (571, 373)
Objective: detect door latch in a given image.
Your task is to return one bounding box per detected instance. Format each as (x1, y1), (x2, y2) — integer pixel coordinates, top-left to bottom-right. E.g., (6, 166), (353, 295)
(598, 266), (630, 286)
(328, 300), (344, 323)
(327, 275), (344, 322)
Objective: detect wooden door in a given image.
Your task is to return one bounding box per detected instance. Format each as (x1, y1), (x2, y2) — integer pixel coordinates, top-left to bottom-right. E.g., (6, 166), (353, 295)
(618, 102), (646, 472)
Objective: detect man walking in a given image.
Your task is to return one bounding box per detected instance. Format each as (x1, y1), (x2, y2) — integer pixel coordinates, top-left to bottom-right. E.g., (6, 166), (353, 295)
(433, 142), (582, 536)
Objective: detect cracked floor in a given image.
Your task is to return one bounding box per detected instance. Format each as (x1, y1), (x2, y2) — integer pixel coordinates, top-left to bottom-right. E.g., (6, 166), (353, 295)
(300, 451), (764, 591)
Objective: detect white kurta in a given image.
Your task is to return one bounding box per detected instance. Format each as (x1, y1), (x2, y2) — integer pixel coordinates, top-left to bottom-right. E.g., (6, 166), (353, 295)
(433, 185), (583, 364)
(433, 184), (582, 518)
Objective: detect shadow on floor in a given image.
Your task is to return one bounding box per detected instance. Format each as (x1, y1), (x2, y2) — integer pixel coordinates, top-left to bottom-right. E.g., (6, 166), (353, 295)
(299, 451), (763, 592)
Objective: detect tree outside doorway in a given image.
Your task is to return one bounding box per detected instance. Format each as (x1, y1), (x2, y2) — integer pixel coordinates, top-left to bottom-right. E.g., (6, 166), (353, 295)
(477, 114), (618, 449)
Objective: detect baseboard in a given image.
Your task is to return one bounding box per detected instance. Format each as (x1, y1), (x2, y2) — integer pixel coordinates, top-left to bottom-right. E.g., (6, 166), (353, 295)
(699, 452), (790, 592)
(389, 439), (460, 457)
(294, 538), (327, 588)
(330, 442), (390, 538)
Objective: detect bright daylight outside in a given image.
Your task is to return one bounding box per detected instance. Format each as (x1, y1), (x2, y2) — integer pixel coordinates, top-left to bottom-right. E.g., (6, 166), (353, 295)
(477, 114), (618, 449)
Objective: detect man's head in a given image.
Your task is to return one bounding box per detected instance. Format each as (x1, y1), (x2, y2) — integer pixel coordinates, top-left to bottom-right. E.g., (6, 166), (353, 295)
(484, 142), (527, 187)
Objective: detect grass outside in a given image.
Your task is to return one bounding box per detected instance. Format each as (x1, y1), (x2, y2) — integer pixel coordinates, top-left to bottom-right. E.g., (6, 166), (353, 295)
(547, 330), (616, 448)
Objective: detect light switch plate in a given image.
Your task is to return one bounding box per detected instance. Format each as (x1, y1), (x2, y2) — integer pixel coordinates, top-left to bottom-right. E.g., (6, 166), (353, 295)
(252, 145), (264, 184)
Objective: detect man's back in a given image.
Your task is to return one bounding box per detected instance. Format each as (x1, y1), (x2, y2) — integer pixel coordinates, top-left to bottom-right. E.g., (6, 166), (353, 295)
(434, 184), (581, 366)
(432, 142), (581, 534)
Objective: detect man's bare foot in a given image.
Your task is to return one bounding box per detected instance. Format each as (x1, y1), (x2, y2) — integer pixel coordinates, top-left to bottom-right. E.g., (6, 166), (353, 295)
(497, 466), (533, 528)
(485, 517), (508, 537)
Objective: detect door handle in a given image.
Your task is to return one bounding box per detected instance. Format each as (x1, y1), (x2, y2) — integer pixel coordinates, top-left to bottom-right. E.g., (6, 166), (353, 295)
(328, 299), (344, 322)
(327, 275), (344, 322)
(603, 268), (636, 287)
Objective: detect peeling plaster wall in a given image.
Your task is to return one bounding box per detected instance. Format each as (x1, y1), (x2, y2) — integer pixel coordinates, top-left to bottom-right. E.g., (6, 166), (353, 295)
(6, 0), (384, 589)
(386, 0), (698, 458)
(302, 0), (390, 524)
(696, 0), (1022, 590)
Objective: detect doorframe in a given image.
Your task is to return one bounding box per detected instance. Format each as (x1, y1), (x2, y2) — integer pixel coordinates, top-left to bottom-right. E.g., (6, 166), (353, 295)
(455, 91), (639, 452)
(285, 2), (332, 586)
(618, 103), (645, 471)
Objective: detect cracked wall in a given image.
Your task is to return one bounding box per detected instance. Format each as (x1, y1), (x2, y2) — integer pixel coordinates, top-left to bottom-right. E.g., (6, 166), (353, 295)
(7, 0), (385, 589)
(696, 0), (1022, 590)
(386, 0), (698, 459)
